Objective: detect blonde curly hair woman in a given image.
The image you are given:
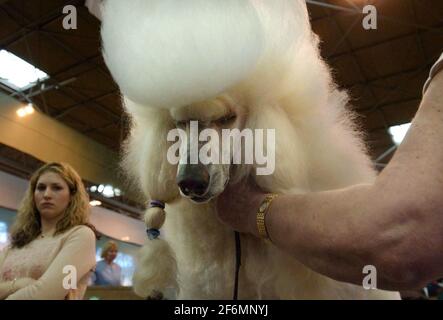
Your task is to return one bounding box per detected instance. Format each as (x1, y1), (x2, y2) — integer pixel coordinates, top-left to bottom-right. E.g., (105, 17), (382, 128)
(0, 162), (97, 299)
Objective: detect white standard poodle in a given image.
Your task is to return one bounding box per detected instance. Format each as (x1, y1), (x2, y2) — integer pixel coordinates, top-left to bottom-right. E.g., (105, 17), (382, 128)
(101, 0), (400, 299)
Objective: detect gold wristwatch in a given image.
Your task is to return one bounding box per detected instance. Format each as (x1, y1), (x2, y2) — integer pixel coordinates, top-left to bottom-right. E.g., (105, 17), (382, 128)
(256, 193), (278, 240)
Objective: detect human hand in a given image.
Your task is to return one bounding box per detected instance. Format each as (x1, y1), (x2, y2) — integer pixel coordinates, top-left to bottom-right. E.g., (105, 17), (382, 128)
(215, 179), (266, 237)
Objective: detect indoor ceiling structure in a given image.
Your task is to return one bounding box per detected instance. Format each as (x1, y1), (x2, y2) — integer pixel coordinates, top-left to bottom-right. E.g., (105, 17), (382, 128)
(0, 0), (442, 212)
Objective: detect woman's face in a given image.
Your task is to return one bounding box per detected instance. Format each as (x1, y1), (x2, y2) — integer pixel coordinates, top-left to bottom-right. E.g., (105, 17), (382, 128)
(34, 171), (71, 221)
(106, 248), (118, 262)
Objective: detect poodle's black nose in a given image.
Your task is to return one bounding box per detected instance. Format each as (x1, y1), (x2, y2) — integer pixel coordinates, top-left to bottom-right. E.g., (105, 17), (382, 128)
(177, 165), (209, 197)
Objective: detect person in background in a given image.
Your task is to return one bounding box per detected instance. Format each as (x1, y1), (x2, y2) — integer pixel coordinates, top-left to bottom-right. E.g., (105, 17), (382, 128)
(91, 241), (122, 286)
(0, 162), (97, 300)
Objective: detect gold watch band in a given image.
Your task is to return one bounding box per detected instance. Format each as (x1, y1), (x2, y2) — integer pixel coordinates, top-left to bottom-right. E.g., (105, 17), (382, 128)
(256, 193), (278, 239)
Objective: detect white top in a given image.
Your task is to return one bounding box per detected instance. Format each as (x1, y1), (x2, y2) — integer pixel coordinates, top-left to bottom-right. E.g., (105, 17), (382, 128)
(0, 225), (96, 300)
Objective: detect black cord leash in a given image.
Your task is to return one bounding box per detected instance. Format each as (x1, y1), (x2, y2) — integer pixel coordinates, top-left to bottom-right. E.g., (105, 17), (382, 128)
(233, 231), (242, 300)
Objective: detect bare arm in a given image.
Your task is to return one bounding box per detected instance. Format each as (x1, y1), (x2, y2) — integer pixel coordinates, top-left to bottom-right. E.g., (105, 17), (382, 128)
(217, 67), (443, 291)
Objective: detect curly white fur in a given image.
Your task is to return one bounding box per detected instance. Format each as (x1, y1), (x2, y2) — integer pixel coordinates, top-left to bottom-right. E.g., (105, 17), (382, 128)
(101, 0), (400, 299)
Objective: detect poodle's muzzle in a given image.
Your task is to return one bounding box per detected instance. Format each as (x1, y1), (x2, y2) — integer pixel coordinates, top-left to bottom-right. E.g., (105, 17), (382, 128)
(176, 126), (230, 204)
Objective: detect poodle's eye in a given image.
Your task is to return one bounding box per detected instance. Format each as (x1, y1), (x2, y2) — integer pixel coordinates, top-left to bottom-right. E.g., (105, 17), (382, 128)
(214, 114), (237, 126)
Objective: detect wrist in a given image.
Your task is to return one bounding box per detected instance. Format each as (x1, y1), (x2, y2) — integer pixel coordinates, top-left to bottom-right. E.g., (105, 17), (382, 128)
(248, 193), (266, 238)
(252, 193), (279, 240)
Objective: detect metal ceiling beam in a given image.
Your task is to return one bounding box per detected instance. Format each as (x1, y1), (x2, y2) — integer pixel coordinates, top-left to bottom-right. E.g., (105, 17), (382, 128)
(56, 86), (121, 121)
(0, 153), (35, 180)
(346, 64), (430, 90)
(51, 53), (102, 78)
(54, 89), (118, 119)
(363, 52), (440, 115)
(408, 0), (428, 63)
(82, 119), (120, 135)
(360, 96), (422, 114)
(38, 31), (111, 80)
(1, 49), (118, 132)
(4, 54), (103, 105)
(0, 82), (15, 95)
(307, 0), (358, 14)
(325, 8), (379, 102)
(1, 3), (120, 127)
(44, 86), (122, 150)
(370, 83), (419, 97)
(327, 26), (439, 61)
(315, 1), (420, 144)
(2, 3), (112, 81)
(306, 0), (443, 34)
(9, 77), (77, 100)
(38, 28), (99, 41)
(0, 0), (84, 48)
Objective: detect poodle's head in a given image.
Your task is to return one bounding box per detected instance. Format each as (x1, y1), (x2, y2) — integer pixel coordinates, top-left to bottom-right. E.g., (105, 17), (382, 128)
(102, 0), (315, 202)
(168, 94), (250, 203)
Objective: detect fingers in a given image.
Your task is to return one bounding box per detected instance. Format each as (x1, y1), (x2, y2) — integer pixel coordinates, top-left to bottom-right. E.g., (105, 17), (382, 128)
(215, 179), (266, 235)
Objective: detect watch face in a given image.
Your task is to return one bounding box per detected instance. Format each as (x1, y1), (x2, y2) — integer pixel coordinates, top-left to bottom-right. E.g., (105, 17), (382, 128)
(259, 202), (268, 213)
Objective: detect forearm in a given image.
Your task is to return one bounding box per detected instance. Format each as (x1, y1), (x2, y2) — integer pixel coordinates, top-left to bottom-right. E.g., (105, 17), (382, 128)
(264, 184), (417, 290)
(0, 278), (35, 299)
(0, 280), (15, 300)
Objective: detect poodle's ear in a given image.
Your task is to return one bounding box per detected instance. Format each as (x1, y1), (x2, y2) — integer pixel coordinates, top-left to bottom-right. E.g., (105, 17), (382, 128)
(121, 98), (180, 299)
(122, 97), (180, 202)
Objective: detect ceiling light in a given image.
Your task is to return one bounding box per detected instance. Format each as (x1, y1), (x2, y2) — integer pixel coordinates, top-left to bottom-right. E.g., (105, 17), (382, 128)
(16, 103), (35, 118)
(102, 185), (115, 198)
(91, 184), (123, 198)
(389, 123), (411, 145)
(0, 49), (49, 90)
(90, 200), (102, 207)
(16, 108), (27, 117)
(24, 103), (34, 114)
